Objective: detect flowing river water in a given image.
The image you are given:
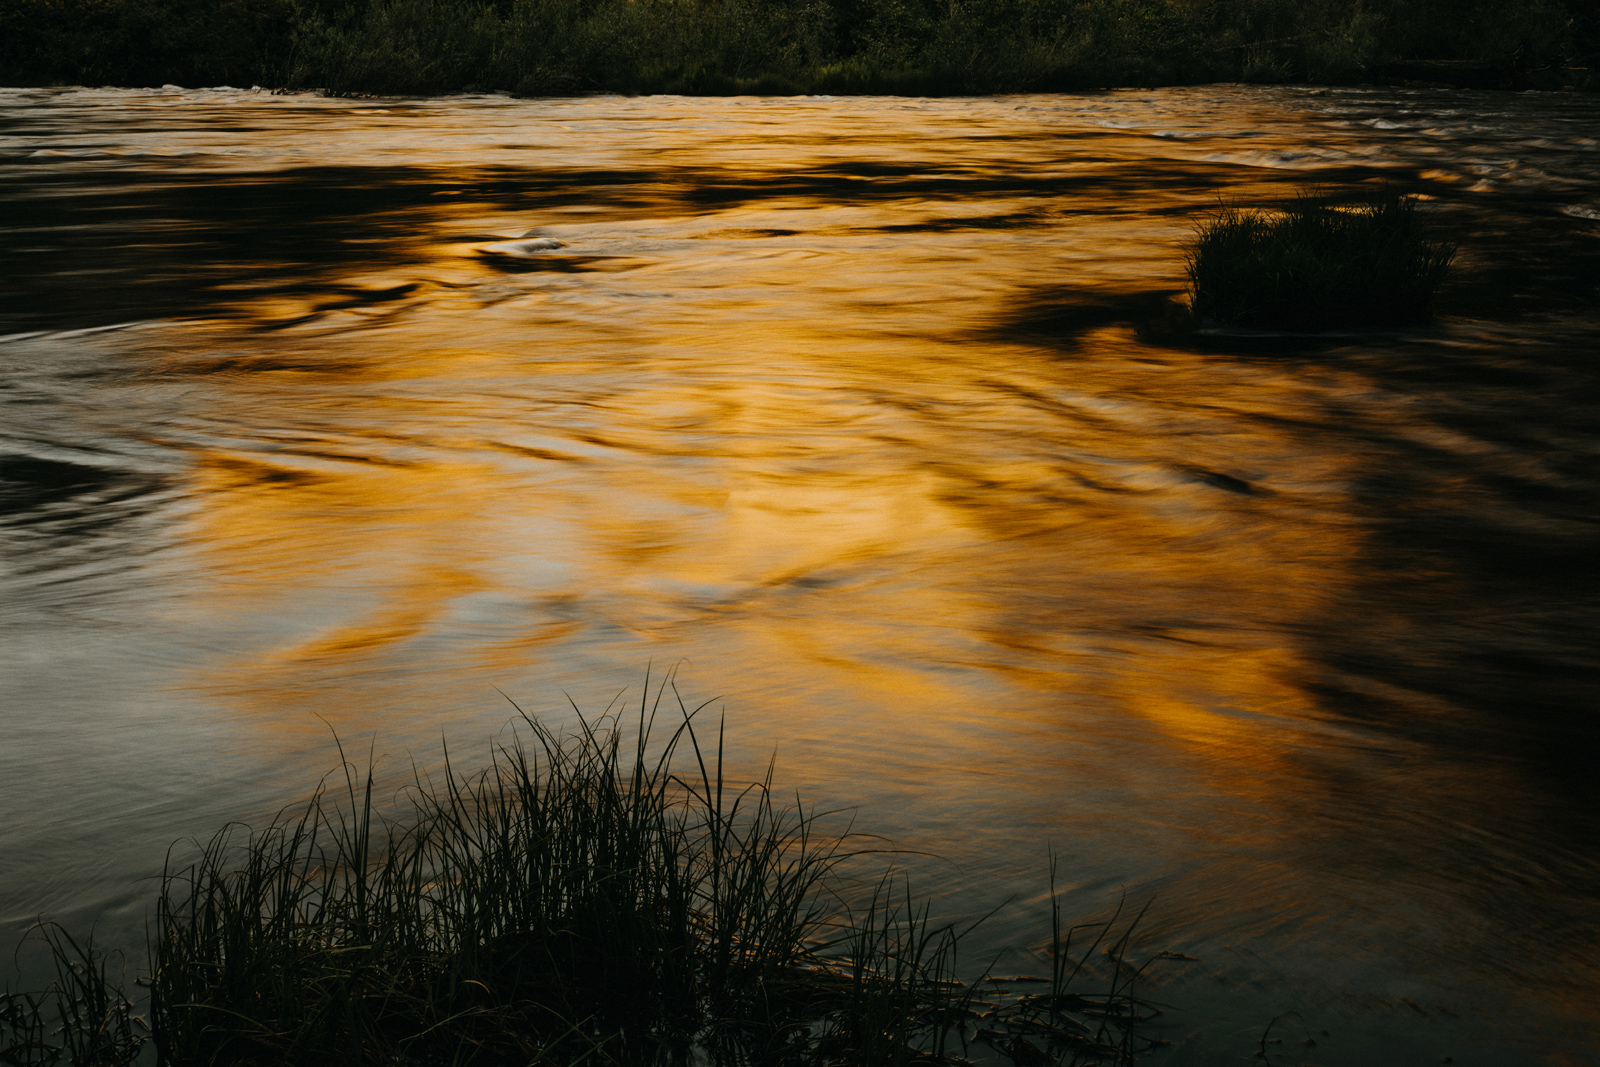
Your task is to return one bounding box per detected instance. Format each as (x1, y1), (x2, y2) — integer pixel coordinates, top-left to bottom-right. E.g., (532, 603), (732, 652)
(2, 84), (1598, 1065)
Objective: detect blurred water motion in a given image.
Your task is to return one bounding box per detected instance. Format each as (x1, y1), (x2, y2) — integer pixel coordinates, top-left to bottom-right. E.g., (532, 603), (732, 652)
(2, 85), (1599, 1065)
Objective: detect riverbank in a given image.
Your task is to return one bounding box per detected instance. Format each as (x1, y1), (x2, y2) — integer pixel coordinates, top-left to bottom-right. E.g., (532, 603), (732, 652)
(2, 0), (1596, 95)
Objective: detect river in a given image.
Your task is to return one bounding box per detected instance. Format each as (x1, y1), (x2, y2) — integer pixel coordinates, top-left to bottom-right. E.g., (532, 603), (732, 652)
(2, 84), (1598, 1065)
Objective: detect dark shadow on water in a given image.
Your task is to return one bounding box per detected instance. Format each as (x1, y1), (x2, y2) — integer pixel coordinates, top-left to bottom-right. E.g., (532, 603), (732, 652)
(986, 285), (1190, 351)
(0, 455), (131, 511)
(474, 252), (627, 274)
(1429, 198), (1600, 323)
(873, 209), (1056, 234)
(985, 284), (1413, 358)
(1304, 337), (1600, 771)
(0, 453), (173, 577)
(3, 156), (1391, 334)
(0, 164), (671, 333)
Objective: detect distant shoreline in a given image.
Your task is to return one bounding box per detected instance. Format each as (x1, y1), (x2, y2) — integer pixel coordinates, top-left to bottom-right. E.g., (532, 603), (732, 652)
(3, 0), (1595, 98)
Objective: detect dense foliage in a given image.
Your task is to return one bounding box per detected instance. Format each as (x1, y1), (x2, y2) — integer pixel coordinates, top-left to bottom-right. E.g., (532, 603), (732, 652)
(1, 0), (1596, 94)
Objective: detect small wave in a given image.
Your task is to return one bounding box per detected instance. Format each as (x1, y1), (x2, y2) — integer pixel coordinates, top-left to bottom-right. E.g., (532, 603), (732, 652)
(481, 237), (568, 256)
(1198, 149), (1356, 170)
(0, 321), (150, 343)
(1563, 204), (1600, 221)
(27, 148), (109, 159)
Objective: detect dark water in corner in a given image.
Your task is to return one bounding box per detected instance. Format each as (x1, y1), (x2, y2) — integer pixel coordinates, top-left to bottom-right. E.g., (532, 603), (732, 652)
(2, 85), (1598, 1065)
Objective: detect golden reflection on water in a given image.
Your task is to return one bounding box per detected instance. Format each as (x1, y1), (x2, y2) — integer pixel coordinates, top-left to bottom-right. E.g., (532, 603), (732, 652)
(166, 114), (1371, 804)
(7, 86), (1600, 1062)
(177, 197), (1366, 822)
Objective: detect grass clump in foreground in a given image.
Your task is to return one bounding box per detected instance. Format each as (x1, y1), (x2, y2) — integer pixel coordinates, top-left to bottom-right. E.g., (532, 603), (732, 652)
(3, 683), (1169, 1066)
(1186, 188), (1456, 331)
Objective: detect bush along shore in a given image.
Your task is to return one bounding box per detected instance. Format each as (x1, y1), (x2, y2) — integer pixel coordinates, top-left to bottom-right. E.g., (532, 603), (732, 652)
(1, 0), (1597, 96)
(1, 688), (1174, 1067)
(1185, 187), (1457, 331)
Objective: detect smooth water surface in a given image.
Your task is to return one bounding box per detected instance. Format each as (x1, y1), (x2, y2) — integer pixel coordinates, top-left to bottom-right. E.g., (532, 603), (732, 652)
(2, 84), (1598, 1065)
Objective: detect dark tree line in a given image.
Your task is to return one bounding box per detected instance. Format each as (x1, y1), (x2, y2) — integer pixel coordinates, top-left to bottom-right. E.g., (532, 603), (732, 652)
(2, 0), (1595, 93)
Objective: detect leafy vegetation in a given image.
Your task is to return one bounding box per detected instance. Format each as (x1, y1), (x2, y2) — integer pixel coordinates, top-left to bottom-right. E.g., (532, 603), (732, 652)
(1, 0), (1595, 94)
(1186, 188), (1456, 330)
(3, 686), (1169, 1066)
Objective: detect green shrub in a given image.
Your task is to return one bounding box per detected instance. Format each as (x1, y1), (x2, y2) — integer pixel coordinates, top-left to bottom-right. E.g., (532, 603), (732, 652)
(1186, 189), (1456, 331)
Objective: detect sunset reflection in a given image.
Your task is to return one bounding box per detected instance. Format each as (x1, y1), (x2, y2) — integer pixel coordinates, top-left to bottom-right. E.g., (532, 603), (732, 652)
(5, 86), (1599, 1064)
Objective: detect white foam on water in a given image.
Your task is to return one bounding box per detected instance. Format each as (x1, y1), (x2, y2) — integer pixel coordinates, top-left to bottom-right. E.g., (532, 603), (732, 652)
(483, 237), (568, 256)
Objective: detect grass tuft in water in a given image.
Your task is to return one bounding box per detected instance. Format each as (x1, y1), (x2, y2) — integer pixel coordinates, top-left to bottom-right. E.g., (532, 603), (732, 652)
(147, 688), (878, 1064)
(6, 681), (1164, 1066)
(1186, 188), (1457, 331)
(963, 854), (1168, 1067)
